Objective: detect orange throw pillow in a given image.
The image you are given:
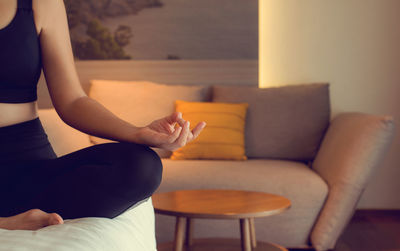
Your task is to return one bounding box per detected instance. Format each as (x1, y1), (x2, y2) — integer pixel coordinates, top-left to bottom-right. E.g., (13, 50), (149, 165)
(171, 100), (248, 160)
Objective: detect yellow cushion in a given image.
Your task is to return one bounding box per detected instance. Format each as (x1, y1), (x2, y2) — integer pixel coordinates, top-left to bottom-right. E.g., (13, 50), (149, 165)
(171, 100), (248, 160)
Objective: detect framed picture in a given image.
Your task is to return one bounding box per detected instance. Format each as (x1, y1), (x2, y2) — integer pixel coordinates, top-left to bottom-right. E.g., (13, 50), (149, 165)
(64, 0), (258, 60)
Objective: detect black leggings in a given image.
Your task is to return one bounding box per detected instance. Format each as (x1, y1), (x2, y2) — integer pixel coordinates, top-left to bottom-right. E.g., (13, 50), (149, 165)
(0, 118), (163, 219)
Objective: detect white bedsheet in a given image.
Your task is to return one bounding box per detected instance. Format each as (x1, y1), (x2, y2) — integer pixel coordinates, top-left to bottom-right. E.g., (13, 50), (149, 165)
(0, 198), (157, 251)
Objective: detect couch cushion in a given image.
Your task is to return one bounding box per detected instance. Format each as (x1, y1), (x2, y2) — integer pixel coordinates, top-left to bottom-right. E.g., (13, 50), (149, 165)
(171, 100), (248, 160)
(158, 159), (327, 204)
(89, 80), (210, 158)
(212, 84), (330, 161)
(39, 109), (92, 157)
(155, 159), (328, 246)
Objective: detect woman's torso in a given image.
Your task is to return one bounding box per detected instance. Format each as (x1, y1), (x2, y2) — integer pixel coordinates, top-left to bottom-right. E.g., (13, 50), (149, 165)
(0, 0), (43, 128)
(0, 102), (38, 127)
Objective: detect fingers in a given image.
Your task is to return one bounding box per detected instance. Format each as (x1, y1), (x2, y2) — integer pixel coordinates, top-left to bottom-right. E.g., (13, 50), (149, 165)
(167, 125), (182, 143)
(160, 120), (206, 150)
(161, 112), (207, 149)
(164, 112), (185, 132)
(166, 111), (182, 124)
(176, 118), (186, 128)
(173, 121), (190, 147)
(191, 121), (206, 140)
(172, 120), (206, 144)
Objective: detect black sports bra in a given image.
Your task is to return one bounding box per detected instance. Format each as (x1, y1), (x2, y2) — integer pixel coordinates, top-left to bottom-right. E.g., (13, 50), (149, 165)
(0, 0), (41, 103)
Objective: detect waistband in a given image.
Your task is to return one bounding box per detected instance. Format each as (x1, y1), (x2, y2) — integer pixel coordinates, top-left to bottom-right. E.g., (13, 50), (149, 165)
(0, 117), (56, 164)
(0, 117), (43, 136)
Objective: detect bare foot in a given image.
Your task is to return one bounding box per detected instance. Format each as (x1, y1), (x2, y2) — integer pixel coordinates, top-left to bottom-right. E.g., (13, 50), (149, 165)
(0, 209), (64, 230)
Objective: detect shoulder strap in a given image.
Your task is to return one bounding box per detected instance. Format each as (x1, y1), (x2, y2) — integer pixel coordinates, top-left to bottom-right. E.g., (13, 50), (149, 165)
(17, 0), (32, 10)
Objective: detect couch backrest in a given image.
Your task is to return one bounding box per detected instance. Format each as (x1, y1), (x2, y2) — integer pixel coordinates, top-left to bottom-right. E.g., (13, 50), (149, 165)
(213, 83), (331, 161)
(39, 82), (331, 161)
(87, 81), (331, 161)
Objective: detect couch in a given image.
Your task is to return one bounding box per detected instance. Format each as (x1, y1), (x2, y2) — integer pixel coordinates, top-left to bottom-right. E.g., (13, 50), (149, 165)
(148, 83), (394, 250)
(4, 81), (392, 251)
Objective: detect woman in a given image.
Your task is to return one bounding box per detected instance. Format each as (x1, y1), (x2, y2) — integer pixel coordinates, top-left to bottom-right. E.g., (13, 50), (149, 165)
(0, 0), (205, 230)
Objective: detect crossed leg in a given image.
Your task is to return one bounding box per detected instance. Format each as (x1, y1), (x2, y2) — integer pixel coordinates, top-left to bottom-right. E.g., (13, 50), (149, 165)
(0, 142), (163, 230)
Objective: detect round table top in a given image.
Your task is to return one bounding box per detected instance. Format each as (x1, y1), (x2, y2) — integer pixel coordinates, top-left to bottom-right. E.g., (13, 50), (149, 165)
(152, 189), (291, 219)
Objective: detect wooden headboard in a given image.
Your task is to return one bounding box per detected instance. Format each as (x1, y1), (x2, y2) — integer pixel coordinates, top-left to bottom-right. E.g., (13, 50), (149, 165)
(37, 59), (258, 108)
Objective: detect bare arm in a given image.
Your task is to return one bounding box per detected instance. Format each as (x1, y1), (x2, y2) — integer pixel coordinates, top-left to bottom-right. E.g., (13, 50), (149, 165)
(37, 0), (205, 149)
(38, 0), (138, 142)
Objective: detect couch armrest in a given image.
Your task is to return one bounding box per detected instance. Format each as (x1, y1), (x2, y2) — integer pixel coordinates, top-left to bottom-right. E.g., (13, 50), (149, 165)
(310, 112), (395, 251)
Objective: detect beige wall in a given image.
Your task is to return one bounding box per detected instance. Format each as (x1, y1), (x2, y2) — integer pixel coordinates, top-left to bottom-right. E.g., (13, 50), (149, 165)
(260, 0), (400, 208)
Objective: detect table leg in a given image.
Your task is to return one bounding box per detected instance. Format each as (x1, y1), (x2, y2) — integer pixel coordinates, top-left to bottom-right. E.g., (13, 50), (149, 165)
(174, 217), (186, 251)
(240, 218), (252, 251)
(249, 218), (257, 248)
(185, 218), (193, 246)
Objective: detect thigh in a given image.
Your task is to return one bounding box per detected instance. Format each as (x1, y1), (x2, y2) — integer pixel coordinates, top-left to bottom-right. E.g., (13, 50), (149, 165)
(26, 142), (162, 219)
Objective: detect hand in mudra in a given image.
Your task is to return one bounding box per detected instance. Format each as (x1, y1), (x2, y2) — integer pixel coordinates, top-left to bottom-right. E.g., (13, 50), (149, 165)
(136, 112), (206, 151)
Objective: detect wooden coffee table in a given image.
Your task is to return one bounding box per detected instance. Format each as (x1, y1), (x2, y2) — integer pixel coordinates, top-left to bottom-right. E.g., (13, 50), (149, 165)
(152, 189), (291, 251)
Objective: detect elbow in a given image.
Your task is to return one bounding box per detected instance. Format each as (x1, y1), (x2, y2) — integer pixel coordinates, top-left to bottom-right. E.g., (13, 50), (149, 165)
(52, 94), (88, 124)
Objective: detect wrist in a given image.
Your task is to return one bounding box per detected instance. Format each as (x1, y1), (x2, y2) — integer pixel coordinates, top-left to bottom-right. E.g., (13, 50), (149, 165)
(131, 126), (158, 147)
(125, 125), (144, 143)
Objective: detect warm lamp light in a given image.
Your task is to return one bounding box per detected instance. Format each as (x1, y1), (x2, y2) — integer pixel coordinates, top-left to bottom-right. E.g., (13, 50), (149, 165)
(258, 0), (288, 89)
(258, 0), (316, 89)
(258, 0), (266, 88)
(259, 0), (275, 89)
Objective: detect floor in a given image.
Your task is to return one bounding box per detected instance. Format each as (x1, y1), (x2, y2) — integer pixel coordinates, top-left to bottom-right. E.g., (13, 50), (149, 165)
(330, 210), (400, 251)
(158, 238), (287, 251)
(157, 210), (400, 251)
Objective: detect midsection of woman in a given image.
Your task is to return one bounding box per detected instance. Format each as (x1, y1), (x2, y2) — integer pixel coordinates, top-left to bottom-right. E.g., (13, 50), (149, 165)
(0, 102), (38, 127)
(0, 102), (45, 163)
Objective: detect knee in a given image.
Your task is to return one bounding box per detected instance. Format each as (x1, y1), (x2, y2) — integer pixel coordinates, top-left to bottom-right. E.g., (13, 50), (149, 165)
(132, 144), (163, 193)
(116, 143), (163, 196)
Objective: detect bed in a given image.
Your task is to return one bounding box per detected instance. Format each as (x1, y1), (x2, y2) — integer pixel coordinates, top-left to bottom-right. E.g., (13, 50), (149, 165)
(0, 198), (157, 251)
